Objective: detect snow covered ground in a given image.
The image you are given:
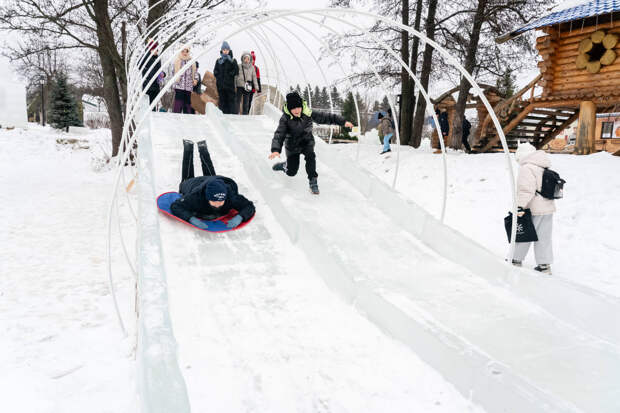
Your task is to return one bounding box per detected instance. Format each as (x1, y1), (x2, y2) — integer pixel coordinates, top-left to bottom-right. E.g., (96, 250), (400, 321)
(3, 118), (619, 412)
(0, 124), (136, 412)
(150, 113), (486, 413)
(336, 135), (620, 297)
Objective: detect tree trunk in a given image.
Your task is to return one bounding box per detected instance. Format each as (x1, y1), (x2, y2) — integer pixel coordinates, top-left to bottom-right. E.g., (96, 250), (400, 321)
(410, 0), (438, 148)
(401, 0), (424, 146)
(450, 0), (488, 150)
(575, 101), (596, 155)
(92, 0), (124, 157)
(399, 0), (412, 145)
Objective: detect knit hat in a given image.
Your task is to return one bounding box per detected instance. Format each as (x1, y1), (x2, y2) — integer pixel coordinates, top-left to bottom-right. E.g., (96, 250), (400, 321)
(515, 141), (536, 162)
(205, 179), (227, 202)
(286, 92), (303, 110)
(221, 41), (231, 51)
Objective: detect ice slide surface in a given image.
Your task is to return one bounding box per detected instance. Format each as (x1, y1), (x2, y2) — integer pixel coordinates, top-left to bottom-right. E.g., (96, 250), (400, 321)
(146, 108), (619, 413)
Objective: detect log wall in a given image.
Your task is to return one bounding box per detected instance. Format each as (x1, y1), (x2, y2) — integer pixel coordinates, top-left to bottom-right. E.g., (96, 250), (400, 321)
(537, 20), (620, 98)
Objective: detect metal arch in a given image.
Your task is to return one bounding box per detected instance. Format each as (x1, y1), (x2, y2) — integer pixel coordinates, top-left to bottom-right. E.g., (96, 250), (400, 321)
(278, 16), (360, 148)
(309, 8), (518, 255)
(268, 17), (339, 140)
(289, 14), (404, 180)
(122, 9), (514, 248)
(259, 20), (334, 120)
(252, 24), (307, 105)
(300, 12), (449, 221)
(110, 8), (520, 336)
(250, 25), (290, 106)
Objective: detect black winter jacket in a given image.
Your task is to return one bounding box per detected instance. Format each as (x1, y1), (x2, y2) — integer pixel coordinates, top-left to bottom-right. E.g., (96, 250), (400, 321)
(271, 102), (346, 154)
(170, 175), (255, 223)
(438, 112), (449, 136)
(462, 118), (471, 137)
(140, 51), (161, 92)
(213, 51), (239, 92)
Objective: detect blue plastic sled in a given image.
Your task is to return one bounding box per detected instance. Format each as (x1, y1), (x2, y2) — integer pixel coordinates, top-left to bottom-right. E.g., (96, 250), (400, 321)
(156, 192), (254, 233)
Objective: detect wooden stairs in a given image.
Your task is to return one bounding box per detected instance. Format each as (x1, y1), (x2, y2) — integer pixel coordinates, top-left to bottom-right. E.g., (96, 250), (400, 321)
(474, 75), (580, 152)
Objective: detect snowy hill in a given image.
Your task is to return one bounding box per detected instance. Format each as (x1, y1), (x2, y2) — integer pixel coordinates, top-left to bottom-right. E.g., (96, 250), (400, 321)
(2, 113), (619, 412)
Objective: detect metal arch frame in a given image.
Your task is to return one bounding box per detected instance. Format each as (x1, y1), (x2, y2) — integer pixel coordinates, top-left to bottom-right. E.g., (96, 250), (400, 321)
(289, 13), (407, 190)
(254, 18), (345, 132)
(276, 16), (361, 148)
(250, 25), (291, 106)
(109, 7), (519, 335)
(256, 23), (313, 108)
(108, 9), (310, 335)
(297, 12), (448, 217)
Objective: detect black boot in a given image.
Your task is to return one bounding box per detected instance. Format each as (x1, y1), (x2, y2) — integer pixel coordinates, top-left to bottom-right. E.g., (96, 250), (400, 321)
(534, 264), (552, 275)
(272, 161), (286, 172)
(309, 177), (319, 195)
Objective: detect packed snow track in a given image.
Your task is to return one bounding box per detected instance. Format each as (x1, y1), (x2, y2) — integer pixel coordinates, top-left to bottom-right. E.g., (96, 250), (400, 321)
(139, 105), (620, 413)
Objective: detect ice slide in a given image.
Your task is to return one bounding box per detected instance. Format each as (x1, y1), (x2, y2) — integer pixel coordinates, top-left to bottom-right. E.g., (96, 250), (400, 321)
(140, 104), (620, 413)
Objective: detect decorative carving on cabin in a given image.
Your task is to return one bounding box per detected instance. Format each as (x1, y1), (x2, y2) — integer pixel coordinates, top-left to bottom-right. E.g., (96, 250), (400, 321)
(576, 30), (618, 74)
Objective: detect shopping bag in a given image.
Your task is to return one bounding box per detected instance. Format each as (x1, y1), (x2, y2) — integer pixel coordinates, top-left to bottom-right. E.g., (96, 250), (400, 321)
(504, 209), (538, 243)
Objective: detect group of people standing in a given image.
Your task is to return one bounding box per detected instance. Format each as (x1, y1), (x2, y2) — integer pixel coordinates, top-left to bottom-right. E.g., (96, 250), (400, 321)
(140, 39), (262, 115)
(213, 41), (261, 115)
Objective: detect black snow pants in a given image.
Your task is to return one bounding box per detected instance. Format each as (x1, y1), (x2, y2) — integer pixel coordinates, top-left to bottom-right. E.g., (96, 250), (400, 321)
(285, 141), (318, 180)
(462, 131), (472, 152)
(218, 88), (237, 114)
(180, 139), (217, 187)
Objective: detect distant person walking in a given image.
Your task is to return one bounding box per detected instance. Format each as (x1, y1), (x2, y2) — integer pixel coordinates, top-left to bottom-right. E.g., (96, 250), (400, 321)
(462, 117), (472, 153)
(249, 51), (262, 109)
(140, 39), (161, 110)
(235, 51), (259, 115)
(172, 47), (197, 114)
(190, 61), (202, 114)
(213, 41), (238, 114)
(436, 108), (449, 141)
(511, 142), (557, 274)
(377, 111), (394, 154)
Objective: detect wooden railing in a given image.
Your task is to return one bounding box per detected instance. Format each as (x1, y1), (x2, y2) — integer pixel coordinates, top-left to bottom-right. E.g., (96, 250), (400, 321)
(478, 74), (543, 142)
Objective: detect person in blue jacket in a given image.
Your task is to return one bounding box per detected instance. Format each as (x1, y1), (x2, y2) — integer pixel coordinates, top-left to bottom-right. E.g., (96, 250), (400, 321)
(170, 140), (255, 230)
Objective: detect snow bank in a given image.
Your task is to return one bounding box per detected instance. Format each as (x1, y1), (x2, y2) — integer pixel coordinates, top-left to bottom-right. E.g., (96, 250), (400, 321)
(0, 57), (27, 129)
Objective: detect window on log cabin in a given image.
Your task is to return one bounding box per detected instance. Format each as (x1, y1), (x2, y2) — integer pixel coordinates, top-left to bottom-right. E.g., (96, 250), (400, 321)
(601, 121), (614, 139)
(588, 43), (607, 62)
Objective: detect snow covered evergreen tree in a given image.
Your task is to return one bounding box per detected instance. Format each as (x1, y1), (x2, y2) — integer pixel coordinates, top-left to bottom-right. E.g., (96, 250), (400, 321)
(330, 86), (343, 110)
(49, 73), (81, 132)
(313, 85), (322, 107)
(320, 87), (330, 108)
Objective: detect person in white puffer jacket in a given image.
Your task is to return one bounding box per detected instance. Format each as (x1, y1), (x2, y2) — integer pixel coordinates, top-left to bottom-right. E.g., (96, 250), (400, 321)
(512, 142), (555, 274)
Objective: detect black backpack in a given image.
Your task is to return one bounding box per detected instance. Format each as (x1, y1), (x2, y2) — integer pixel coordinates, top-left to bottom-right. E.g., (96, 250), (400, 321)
(537, 168), (566, 199)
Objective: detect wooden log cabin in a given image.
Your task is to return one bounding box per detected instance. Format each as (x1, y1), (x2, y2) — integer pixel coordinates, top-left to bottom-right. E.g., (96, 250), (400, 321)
(477, 0), (620, 155)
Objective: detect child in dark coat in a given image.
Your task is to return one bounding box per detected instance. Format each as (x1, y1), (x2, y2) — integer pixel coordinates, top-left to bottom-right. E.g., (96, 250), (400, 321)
(269, 92), (354, 194)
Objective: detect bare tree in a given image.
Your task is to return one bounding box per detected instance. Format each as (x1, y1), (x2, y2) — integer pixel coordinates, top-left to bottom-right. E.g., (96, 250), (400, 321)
(1, 0), (228, 157)
(410, 0), (438, 147)
(442, 0), (546, 149)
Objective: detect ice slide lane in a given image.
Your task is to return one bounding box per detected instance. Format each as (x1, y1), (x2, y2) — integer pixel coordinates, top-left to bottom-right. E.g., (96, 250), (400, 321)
(148, 112), (485, 413)
(205, 105), (620, 413)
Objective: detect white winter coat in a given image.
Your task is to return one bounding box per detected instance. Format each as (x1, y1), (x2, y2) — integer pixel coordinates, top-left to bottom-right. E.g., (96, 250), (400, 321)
(516, 150), (556, 215)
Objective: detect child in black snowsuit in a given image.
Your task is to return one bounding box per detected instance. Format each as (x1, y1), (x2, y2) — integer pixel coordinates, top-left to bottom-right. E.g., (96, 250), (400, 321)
(269, 92), (353, 194)
(170, 140), (255, 230)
